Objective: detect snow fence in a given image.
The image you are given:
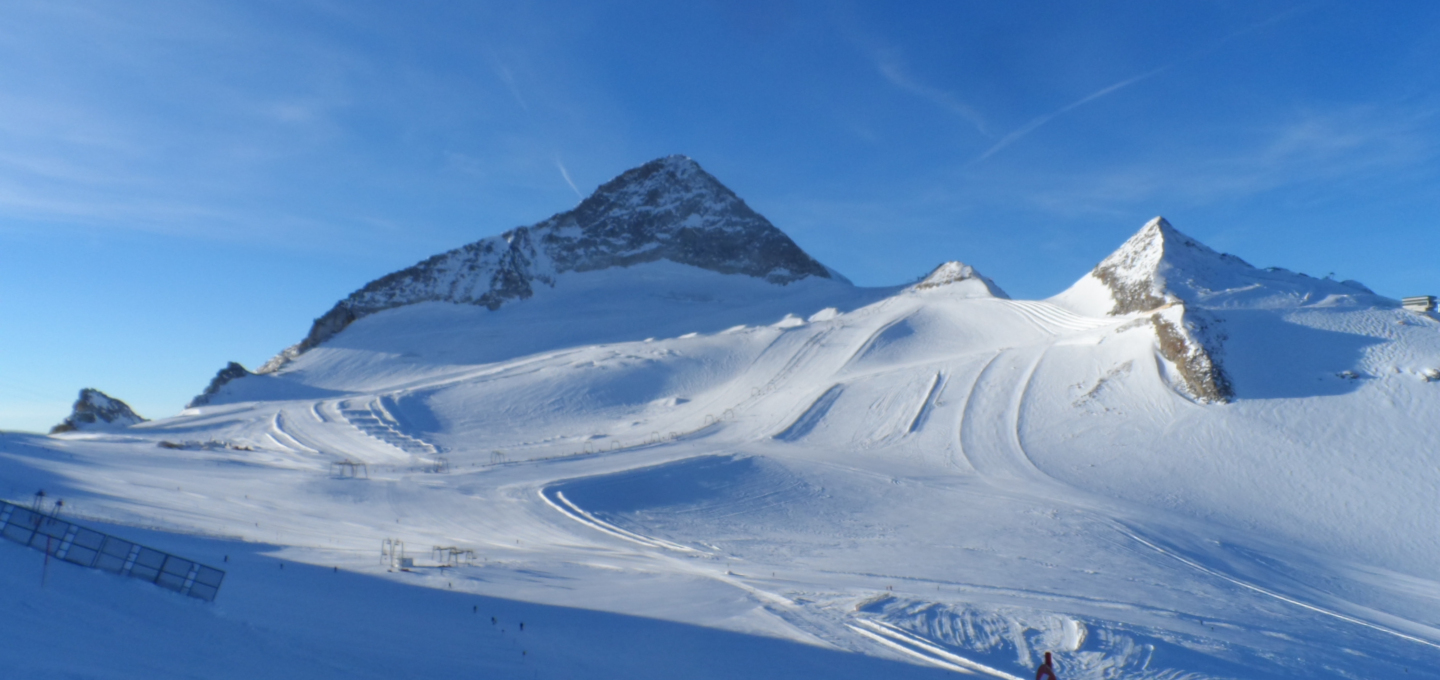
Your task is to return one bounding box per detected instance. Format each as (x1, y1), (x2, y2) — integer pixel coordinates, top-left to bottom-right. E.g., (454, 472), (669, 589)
(0, 499), (224, 601)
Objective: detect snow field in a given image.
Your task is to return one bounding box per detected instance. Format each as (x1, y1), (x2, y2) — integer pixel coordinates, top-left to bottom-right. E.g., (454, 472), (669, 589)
(12, 259), (1440, 678)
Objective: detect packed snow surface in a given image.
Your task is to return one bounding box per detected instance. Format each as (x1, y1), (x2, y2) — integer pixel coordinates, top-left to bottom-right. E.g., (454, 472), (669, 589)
(6, 218), (1440, 679)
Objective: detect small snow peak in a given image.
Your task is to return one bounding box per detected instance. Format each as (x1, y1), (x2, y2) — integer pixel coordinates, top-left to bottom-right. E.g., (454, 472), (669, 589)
(911, 261), (1009, 298)
(915, 262), (978, 289)
(50, 388), (146, 434)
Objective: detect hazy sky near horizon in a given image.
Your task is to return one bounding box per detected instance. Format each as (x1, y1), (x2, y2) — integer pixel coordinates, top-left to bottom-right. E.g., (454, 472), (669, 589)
(3, 0), (1439, 432)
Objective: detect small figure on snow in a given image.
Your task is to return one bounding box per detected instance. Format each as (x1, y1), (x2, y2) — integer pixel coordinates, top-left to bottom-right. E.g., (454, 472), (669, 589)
(1036, 651), (1057, 680)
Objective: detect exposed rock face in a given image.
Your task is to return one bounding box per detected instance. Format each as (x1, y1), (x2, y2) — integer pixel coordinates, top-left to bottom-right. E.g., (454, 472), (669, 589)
(187, 362), (253, 408)
(259, 155), (832, 373)
(1149, 306), (1233, 403)
(1092, 218), (1229, 315)
(911, 261), (1010, 298)
(50, 389), (146, 434)
(1084, 218), (1243, 402)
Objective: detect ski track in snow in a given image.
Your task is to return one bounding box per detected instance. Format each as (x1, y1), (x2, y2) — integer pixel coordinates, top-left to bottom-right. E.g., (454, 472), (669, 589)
(849, 618), (1026, 680)
(957, 348), (1052, 482)
(1006, 300), (1114, 334)
(1123, 527), (1440, 652)
(774, 384), (845, 442)
(907, 371), (946, 434)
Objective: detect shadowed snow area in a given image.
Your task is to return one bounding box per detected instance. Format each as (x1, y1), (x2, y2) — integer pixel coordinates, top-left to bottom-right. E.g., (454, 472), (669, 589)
(9, 193), (1440, 678)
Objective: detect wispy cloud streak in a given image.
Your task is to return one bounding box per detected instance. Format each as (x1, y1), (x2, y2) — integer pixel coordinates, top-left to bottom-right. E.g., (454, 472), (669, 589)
(975, 66), (1170, 162)
(874, 50), (989, 136)
(555, 157), (582, 198)
(975, 5), (1315, 163)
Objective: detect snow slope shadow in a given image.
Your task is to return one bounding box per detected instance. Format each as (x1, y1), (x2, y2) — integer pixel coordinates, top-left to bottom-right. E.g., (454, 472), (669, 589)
(0, 434), (90, 503)
(1219, 310), (1385, 399)
(551, 454), (814, 516)
(774, 385), (844, 442)
(0, 524), (959, 680)
(547, 454), (825, 549)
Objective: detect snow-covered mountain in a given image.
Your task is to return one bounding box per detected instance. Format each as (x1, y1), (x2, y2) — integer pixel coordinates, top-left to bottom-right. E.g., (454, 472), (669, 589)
(257, 155), (836, 374)
(1051, 217), (1383, 402)
(6, 164), (1440, 680)
(1056, 216), (1378, 316)
(49, 388), (146, 433)
(910, 260), (1009, 298)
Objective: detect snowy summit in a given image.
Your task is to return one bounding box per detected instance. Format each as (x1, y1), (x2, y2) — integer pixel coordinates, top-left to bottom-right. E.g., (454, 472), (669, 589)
(911, 261), (1009, 298)
(259, 156), (832, 374)
(1058, 216), (1379, 316)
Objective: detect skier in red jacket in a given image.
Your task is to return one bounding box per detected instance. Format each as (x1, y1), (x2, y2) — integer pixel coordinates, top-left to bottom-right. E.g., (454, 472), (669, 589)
(1036, 651), (1057, 680)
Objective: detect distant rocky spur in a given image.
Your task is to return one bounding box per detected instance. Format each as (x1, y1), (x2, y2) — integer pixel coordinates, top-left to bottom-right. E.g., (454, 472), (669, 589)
(50, 388), (147, 434)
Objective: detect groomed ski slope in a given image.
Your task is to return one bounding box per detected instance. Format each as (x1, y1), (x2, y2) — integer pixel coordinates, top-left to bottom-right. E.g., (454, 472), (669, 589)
(6, 262), (1440, 679)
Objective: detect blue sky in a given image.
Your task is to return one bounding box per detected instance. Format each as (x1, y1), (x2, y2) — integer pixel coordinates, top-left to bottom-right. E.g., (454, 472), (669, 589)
(3, 0), (1439, 432)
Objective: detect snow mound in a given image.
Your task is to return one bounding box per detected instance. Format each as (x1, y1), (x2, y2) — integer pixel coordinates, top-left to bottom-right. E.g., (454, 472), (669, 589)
(49, 388), (146, 433)
(260, 156), (835, 373)
(909, 261), (1009, 299)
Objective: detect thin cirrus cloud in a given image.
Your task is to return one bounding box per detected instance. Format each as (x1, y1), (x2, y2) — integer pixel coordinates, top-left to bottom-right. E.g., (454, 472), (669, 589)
(973, 65), (1171, 163)
(872, 49), (990, 137)
(973, 6), (1316, 164)
(998, 102), (1440, 217)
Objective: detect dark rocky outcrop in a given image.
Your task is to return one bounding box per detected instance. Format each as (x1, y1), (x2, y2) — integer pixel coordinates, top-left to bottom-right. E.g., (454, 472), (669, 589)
(1149, 307), (1233, 403)
(50, 389), (147, 434)
(187, 362), (252, 408)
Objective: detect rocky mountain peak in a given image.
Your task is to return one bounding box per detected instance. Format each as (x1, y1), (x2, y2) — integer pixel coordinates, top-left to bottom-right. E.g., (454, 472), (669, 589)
(1060, 216), (1378, 405)
(1093, 217), (1248, 315)
(187, 362), (253, 408)
(1056, 217), (1253, 404)
(542, 154), (831, 280)
(1089, 216), (1375, 316)
(258, 156), (836, 373)
(50, 388), (147, 434)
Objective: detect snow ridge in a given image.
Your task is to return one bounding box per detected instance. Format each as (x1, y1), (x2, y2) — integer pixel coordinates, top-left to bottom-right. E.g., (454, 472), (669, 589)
(50, 388), (146, 433)
(259, 156), (832, 373)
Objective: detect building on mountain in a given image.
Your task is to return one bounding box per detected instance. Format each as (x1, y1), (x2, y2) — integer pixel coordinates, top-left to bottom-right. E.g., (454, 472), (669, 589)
(1402, 295), (1436, 312)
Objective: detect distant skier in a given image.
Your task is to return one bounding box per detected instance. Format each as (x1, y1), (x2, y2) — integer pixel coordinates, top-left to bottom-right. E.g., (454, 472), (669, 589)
(1036, 652), (1057, 680)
